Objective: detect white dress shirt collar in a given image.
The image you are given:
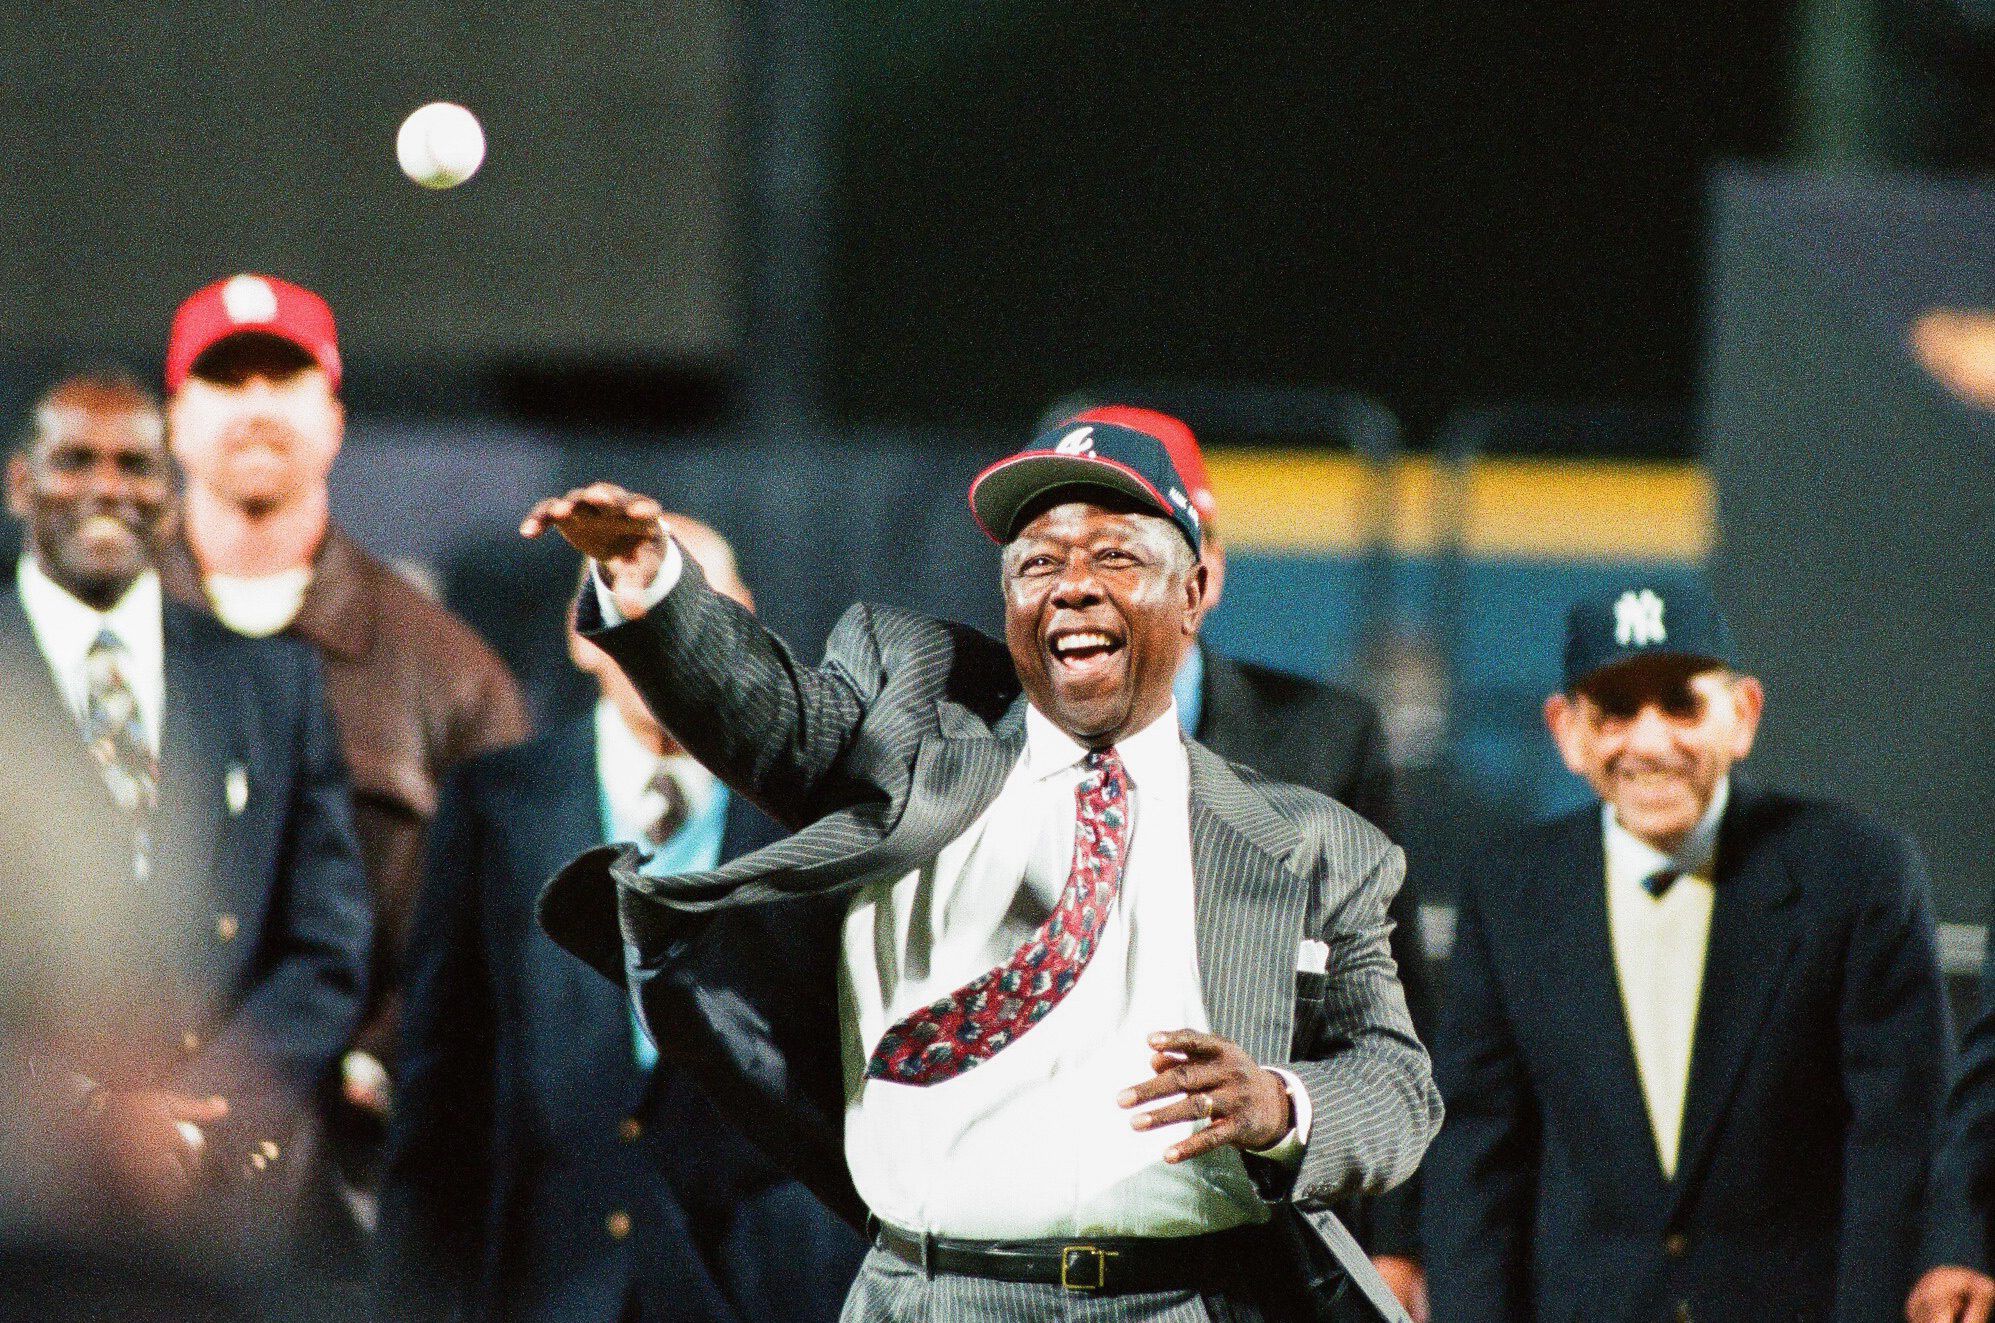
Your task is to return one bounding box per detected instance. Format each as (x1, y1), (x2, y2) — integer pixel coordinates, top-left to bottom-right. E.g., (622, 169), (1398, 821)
(16, 558), (166, 748)
(1023, 699), (1185, 791)
(1604, 775), (1731, 884)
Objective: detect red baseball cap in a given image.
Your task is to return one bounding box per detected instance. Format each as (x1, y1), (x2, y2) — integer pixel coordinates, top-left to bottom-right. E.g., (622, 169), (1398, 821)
(165, 274), (342, 394)
(1066, 405), (1216, 524)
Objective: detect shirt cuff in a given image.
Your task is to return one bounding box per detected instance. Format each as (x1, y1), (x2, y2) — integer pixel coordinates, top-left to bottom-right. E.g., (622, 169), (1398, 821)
(590, 527), (683, 625)
(1246, 1066), (1312, 1164)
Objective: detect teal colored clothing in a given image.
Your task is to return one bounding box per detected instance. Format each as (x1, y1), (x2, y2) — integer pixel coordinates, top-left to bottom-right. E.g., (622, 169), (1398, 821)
(609, 777), (732, 1069)
(1172, 644), (1205, 733)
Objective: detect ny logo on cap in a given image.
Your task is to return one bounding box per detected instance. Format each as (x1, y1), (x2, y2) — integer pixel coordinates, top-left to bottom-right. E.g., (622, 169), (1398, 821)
(1054, 426), (1096, 456)
(221, 275), (279, 325)
(1614, 589), (1667, 647)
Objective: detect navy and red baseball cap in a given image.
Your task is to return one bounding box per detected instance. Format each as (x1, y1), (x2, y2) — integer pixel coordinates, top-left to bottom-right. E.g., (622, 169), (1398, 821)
(166, 274), (342, 394)
(1066, 405), (1217, 526)
(969, 413), (1205, 555)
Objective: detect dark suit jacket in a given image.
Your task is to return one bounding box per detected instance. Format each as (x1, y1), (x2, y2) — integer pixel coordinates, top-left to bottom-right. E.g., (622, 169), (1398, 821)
(537, 560), (1442, 1323)
(1926, 914), (1995, 1274)
(1422, 781), (1952, 1323)
(161, 527), (533, 1065)
(0, 586), (371, 1182)
(1194, 647), (1435, 1258)
(380, 715), (862, 1323)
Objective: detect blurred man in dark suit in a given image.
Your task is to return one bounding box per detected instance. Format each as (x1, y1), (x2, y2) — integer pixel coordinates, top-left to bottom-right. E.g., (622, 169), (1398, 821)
(0, 370), (370, 1236)
(1911, 951), (1995, 1321)
(1067, 405), (1436, 1318)
(1424, 582), (1951, 1323)
(381, 516), (862, 1323)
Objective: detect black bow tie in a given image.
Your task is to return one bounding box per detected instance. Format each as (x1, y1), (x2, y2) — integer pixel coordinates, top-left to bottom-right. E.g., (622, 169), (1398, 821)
(1642, 869), (1681, 899)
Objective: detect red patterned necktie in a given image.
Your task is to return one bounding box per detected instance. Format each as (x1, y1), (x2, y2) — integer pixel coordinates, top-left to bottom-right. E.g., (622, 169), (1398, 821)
(866, 746), (1130, 1086)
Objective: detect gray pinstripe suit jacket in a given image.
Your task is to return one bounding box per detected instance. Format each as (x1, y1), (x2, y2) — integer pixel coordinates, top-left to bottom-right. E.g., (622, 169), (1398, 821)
(538, 558), (1441, 1322)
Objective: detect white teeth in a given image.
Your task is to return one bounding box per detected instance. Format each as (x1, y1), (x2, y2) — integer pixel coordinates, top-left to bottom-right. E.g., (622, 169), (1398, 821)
(79, 515), (130, 539)
(1053, 631), (1113, 656)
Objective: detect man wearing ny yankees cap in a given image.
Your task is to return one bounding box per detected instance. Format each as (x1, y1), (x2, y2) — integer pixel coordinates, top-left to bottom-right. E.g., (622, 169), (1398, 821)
(1422, 582), (1951, 1323)
(526, 413), (1440, 1322)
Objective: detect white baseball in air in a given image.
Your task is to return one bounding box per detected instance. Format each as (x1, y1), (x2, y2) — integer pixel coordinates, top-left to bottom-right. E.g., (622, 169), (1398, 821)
(396, 102), (485, 190)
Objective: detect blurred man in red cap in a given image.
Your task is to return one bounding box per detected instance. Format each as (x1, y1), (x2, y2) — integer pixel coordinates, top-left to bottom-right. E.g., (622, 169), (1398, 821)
(157, 274), (531, 1232)
(1067, 405), (1438, 1319)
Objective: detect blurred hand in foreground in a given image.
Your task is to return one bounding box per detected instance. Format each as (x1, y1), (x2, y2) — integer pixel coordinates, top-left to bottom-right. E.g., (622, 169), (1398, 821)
(1909, 1266), (1995, 1323)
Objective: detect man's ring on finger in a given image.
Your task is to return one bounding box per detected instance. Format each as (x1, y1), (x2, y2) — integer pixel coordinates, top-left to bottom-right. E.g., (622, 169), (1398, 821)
(1198, 1093), (1214, 1119)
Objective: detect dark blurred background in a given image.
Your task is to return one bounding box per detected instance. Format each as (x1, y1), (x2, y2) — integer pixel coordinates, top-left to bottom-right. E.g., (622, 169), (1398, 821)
(0, 0), (1990, 930)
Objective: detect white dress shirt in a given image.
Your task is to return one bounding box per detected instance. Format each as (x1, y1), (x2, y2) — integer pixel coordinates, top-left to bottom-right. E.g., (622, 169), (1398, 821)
(844, 702), (1280, 1238)
(1603, 777), (1730, 1179)
(16, 558), (166, 755)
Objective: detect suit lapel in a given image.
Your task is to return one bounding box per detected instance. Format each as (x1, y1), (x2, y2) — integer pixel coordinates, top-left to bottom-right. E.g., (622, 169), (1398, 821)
(617, 696), (1030, 916)
(0, 590), (116, 813)
(510, 720), (654, 1115)
(1185, 741), (1309, 1065)
(1538, 809), (1675, 1208)
(1667, 784), (1800, 1215)
(153, 605), (234, 898)
(845, 695), (1027, 882)
(910, 696), (1027, 843)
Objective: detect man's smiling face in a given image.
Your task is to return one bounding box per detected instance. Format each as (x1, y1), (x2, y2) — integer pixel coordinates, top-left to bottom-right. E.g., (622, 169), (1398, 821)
(1002, 496), (1205, 747)
(7, 380), (174, 609)
(1545, 654), (1764, 854)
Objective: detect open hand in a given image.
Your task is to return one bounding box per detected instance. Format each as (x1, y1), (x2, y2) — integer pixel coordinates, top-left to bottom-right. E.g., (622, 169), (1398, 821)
(1117, 1029), (1292, 1162)
(520, 482), (670, 619)
(1909, 1266), (1995, 1323)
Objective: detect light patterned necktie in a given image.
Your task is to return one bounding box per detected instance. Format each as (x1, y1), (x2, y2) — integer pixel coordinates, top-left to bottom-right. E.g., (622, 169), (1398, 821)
(82, 629), (157, 876)
(866, 746), (1130, 1086)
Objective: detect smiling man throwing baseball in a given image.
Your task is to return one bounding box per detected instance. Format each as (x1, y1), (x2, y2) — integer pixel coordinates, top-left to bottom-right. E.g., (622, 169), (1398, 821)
(527, 412), (1439, 1323)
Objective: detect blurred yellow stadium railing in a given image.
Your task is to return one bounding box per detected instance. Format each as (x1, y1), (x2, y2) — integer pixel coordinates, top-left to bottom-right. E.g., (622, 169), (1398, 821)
(1208, 451), (1715, 561)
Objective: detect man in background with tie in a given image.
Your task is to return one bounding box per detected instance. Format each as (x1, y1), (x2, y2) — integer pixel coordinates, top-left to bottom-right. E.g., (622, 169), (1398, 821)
(0, 370), (369, 1236)
(1421, 583), (1951, 1323)
(527, 413), (1439, 1322)
(381, 515), (861, 1323)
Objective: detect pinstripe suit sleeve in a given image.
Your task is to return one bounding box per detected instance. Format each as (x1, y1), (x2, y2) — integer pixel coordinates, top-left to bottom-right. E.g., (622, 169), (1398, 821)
(1284, 829), (1443, 1208)
(580, 553), (886, 830)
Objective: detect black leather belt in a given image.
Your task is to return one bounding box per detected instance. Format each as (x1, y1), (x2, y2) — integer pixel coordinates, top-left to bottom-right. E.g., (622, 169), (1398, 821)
(871, 1220), (1269, 1294)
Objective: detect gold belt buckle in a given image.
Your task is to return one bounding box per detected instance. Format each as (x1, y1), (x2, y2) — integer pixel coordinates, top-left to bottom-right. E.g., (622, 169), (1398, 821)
(1059, 1244), (1118, 1292)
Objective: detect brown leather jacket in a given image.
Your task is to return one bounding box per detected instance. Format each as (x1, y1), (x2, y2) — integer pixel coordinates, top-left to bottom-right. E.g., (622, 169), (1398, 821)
(161, 525), (531, 1061)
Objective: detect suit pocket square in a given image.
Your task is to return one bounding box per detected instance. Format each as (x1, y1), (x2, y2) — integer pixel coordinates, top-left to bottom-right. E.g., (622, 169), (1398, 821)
(224, 763), (249, 816)
(1296, 938), (1329, 974)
